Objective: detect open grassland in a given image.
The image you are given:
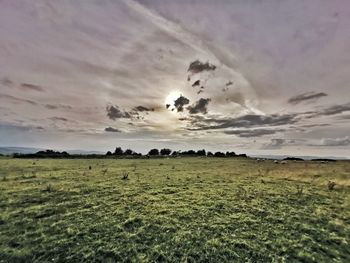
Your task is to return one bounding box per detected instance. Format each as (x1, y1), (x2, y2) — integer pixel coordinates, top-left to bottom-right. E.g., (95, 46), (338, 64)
(0, 158), (349, 262)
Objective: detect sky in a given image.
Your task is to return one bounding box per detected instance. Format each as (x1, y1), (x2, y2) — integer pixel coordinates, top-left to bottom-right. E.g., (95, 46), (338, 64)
(0, 0), (350, 157)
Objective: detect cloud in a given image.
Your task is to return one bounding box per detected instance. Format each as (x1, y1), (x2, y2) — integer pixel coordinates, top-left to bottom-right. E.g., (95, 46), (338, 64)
(317, 103), (350, 116)
(188, 98), (211, 114)
(192, 80), (200, 87)
(20, 83), (45, 92)
(49, 117), (69, 122)
(288, 92), (327, 104)
(226, 81), (233, 86)
(191, 113), (298, 130)
(174, 95), (190, 112)
(0, 94), (38, 105)
(105, 127), (121, 133)
(106, 105), (132, 120)
(319, 136), (350, 146)
(133, 106), (153, 112)
(261, 138), (300, 149)
(224, 128), (285, 137)
(304, 103), (350, 119)
(0, 122), (44, 132)
(300, 123), (330, 128)
(263, 138), (286, 149)
(1, 78), (13, 86)
(188, 60), (216, 74)
(45, 104), (73, 110)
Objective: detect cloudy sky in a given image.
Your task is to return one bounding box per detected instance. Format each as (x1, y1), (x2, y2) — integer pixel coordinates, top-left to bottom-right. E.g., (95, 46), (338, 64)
(0, 0), (350, 157)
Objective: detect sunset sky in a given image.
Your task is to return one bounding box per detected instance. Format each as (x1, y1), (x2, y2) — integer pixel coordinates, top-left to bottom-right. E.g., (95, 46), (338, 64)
(0, 0), (349, 157)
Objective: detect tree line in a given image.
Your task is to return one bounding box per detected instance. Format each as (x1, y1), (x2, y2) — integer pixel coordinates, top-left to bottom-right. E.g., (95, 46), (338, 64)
(12, 148), (248, 159)
(106, 147), (247, 158)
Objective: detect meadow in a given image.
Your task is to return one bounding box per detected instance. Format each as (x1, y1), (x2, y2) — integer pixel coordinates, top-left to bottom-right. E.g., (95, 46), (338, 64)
(0, 157), (349, 262)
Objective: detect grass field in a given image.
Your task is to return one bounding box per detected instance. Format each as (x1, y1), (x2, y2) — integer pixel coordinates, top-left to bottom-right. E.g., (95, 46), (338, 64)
(0, 157), (349, 262)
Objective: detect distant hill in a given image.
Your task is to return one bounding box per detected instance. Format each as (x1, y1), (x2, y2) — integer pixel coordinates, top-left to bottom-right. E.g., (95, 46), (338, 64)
(251, 154), (348, 160)
(0, 147), (44, 155)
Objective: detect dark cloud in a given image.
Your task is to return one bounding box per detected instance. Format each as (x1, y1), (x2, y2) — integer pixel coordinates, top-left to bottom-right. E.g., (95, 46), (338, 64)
(49, 117), (69, 122)
(304, 103), (350, 118)
(338, 115), (350, 120)
(192, 80), (200, 87)
(106, 105), (131, 120)
(300, 123), (330, 128)
(174, 95), (190, 112)
(317, 103), (350, 116)
(133, 106), (150, 112)
(20, 83), (45, 92)
(188, 60), (216, 74)
(133, 106), (153, 112)
(224, 128), (285, 137)
(226, 81), (233, 86)
(105, 127), (121, 133)
(288, 92), (327, 104)
(0, 94), (38, 105)
(190, 113), (298, 130)
(1, 78), (13, 86)
(45, 104), (73, 110)
(188, 98), (211, 114)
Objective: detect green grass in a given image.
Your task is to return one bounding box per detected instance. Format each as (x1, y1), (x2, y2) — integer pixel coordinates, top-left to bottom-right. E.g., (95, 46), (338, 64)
(0, 158), (349, 262)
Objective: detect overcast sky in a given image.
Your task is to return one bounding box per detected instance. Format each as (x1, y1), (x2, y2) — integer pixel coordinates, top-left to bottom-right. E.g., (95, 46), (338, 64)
(0, 0), (349, 157)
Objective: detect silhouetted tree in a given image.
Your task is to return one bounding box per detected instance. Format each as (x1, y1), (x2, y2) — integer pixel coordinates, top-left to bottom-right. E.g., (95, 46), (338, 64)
(181, 150), (196, 156)
(160, 148), (172, 156)
(214, 152), (225, 157)
(114, 147), (123, 156)
(207, 151), (213, 157)
(197, 149), (206, 156)
(106, 151), (112, 156)
(226, 151), (236, 157)
(171, 151), (180, 156)
(148, 149), (159, 156)
(124, 149), (133, 155)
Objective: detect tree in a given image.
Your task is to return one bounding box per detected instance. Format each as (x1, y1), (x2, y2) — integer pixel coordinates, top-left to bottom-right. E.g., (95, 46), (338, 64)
(181, 150), (196, 156)
(148, 149), (159, 156)
(226, 151), (236, 157)
(160, 148), (172, 156)
(197, 149), (206, 156)
(207, 151), (213, 157)
(171, 151), (179, 156)
(114, 147), (124, 156)
(214, 152), (225, 157)
(124, 149), (133, 155)
(106, 151), (112, 156)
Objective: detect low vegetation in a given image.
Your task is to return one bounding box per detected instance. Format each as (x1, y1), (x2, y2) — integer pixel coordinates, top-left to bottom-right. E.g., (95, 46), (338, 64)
(0, 158), (349, 262)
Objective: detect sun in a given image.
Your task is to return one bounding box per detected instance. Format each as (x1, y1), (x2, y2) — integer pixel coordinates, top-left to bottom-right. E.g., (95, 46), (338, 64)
(165, 90), (182, 112)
